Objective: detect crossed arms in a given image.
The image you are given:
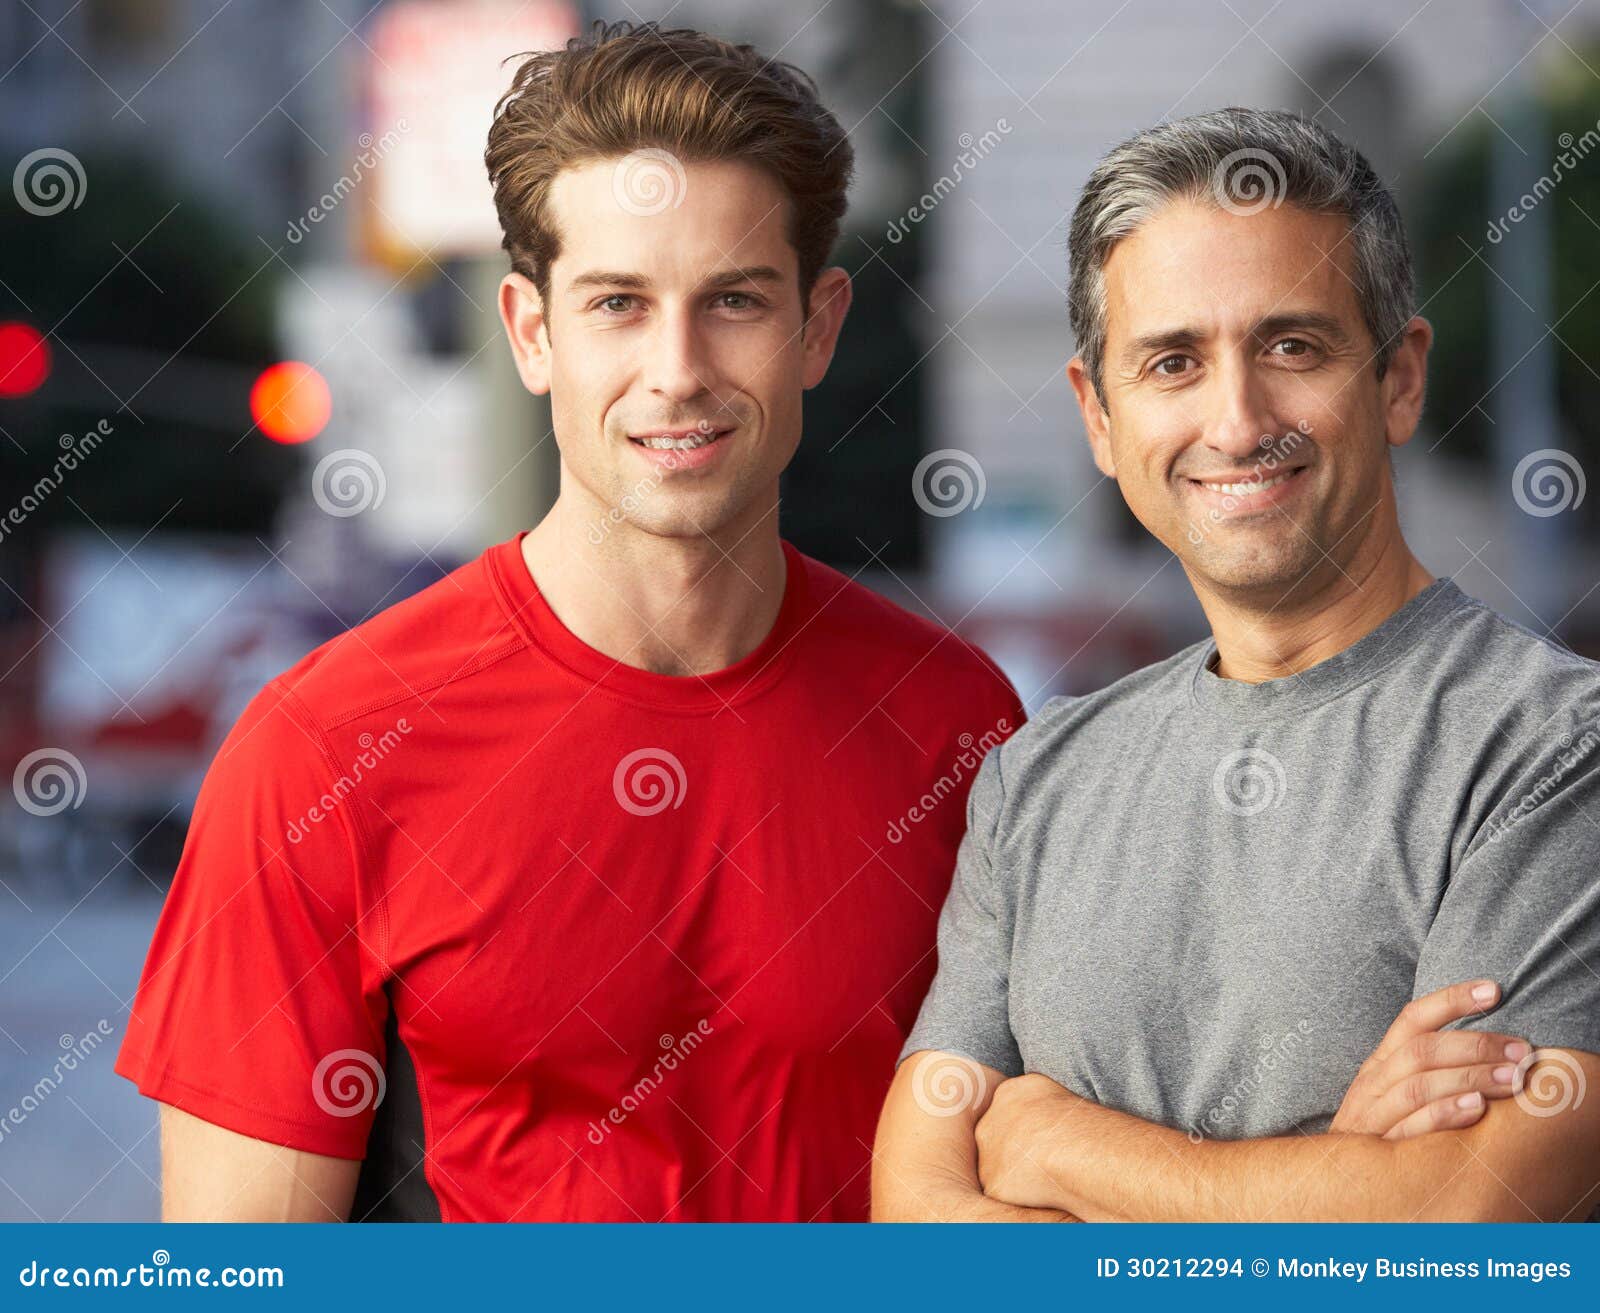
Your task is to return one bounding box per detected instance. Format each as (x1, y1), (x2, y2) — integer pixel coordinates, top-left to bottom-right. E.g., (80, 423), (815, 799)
(873, 981), (1600, 1222)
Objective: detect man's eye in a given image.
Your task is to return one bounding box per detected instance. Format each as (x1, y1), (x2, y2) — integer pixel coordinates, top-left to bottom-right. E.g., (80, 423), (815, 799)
(597, 294), (635, 313)
(1153, 354), (1191, 376)
(717, 292), (759, 310)
(1272, 337), (1312, 356)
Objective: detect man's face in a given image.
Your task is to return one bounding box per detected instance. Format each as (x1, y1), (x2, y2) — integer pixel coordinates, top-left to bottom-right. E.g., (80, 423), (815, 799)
(1077, 197), (1417, 596)
(506, 157), (846, 544)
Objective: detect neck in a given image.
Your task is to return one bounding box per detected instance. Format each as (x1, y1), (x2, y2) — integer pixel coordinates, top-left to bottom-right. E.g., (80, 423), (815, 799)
(519, 486), (787, 677)
(1194, 523), (1435, 684)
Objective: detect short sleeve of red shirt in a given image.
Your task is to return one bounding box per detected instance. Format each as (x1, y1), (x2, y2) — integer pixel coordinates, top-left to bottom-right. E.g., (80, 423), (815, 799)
(114, 679), (388, 1159)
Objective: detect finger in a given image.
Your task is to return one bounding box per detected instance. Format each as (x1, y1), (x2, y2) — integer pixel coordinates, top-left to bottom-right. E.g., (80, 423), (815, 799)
(1369, 980), (1500, 1062)
(1385, 1030), (1531, 1083)
(1381, 1091), (1489, 1142)
(1365, 1062), (1521, 1134)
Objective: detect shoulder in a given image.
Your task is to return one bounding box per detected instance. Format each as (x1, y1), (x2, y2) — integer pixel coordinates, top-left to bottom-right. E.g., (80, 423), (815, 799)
(1005, 637), (1207, 751)
(794, 548), (1019, 712)
(270, 544), (528, 735)
(1436, 587), (1600, 711)
(984, 638), (1209, 790)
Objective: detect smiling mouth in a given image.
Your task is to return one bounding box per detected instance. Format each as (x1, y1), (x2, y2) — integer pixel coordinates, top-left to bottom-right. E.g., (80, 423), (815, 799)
(628, 427), (731, 451)
(1187, 467), (1305, 497)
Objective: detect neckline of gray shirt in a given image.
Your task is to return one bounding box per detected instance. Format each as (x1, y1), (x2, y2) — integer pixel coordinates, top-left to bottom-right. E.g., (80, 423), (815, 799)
(1188, 576), (1474, 720)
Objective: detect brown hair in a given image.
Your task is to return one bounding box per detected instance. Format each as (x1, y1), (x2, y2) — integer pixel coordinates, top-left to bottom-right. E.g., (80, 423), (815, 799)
(485, 20), (854, 314)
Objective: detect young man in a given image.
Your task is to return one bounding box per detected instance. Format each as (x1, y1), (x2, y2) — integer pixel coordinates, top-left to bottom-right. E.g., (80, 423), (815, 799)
(875, 108), (1600, 1223)
(117, 22), (1022, 1222)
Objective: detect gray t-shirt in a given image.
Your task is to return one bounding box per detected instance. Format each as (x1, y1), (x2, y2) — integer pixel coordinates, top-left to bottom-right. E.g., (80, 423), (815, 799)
(904, 578), (1600, 1169)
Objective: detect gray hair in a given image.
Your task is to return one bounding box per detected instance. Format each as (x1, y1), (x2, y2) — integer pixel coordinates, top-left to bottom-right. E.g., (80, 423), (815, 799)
(1067, 107), (1415, 404)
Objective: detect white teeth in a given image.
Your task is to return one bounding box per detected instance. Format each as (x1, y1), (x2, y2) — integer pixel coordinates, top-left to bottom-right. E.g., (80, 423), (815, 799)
(637, 431), (720, 450)
(1200, 471), (1294, 497)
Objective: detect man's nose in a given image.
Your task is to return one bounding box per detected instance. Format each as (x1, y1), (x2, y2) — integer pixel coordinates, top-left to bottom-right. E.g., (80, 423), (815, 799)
(643, 307), (710, 404)
(1203, 355), (1279, 461)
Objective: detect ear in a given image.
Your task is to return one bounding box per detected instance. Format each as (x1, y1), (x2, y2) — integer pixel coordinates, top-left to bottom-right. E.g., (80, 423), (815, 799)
(1067, 355), (1116, 478)
(800, 266), (853, 390)
(499, 272), (552, 396)
(1382, 315), (1432, 449)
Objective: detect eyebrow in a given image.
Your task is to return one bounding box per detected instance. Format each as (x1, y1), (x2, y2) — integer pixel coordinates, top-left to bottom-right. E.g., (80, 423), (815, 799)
(565, 266), (787, 295)
(1118, 311), (1353, 370)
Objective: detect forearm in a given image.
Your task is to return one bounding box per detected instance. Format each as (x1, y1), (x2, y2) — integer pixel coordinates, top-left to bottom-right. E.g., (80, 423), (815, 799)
(998, 1091), (1494, 1222)
(873, 1053), (1076, 1222)
(875, 1163), (1075, 1222)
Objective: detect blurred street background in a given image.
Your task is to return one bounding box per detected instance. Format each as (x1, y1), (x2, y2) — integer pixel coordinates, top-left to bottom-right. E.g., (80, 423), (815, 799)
(3, 0), (1599, 1219)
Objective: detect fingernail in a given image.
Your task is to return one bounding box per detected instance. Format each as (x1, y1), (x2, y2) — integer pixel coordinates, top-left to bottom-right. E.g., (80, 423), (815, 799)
(1472, 982), (1498, 1005)
(1457, 1092), (1484, 1111)
(1492, 1064), (1515, 1085)
(1505, 1041), (1531, 1062)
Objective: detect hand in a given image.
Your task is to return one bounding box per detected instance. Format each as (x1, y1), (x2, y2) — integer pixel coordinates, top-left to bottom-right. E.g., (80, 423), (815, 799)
(1331, 979), (1531, 1140)
(974, 1072), (1078, 1210)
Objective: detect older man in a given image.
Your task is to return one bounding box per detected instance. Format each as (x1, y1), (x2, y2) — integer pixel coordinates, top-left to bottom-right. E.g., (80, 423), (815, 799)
(874, 108), (1600, 1222)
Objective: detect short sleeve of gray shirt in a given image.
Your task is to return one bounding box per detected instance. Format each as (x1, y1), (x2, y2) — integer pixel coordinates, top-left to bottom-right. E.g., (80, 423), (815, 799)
(1415, 699), (1600, 1062)
(901, 734), (1024, 1075)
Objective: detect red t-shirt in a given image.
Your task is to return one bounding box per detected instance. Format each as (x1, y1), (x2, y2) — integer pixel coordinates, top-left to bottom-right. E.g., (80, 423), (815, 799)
(117, 533), (1023, 1221)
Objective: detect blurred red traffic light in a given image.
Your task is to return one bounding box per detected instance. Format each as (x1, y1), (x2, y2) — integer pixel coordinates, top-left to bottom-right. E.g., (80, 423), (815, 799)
(251, 361), (331, 444)
(0, 321), (51, 398)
